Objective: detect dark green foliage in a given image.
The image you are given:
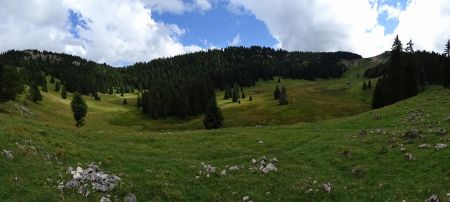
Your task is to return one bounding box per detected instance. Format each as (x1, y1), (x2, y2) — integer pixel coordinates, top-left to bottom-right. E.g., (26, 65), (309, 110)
(362, 81), (367, 90)
(136, 94), (142, 109)
(278, 77), (281, 83)
(274, 85), (280, 99)
(94, 92), (100, 101)
(0, 65), (23, 103)
(232, 84), (240, 103)
(203, 98), (224, 130)
(71, 93), (87, 128)
(249, 96), (252, 101)
(279, 85), (288, 105)
(367, 80), (372, 89)
(29, 84), (42, 103)
(50, 76), (55, 83)
(123, 99), (127, 105)
(108, 87), (114, 95)
(54, 82), (61, 92)
(41, 75), (48, 93)
(61, 86), (67, 99)
(241, 92), (245, 99)
(224, 87), (231, 100)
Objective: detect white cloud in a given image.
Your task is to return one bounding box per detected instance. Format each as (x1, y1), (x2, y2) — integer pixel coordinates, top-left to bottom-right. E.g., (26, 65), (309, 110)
(393, 0), (450, 53)
(228, 34), (241, 46)
(0, 0), (203, 66)
(147, 0), (213, 14)
(228, 0), (450, 57)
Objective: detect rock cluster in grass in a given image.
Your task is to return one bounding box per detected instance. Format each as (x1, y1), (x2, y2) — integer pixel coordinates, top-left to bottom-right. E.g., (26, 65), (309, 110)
(404, 153), (415, 161)
(425, 194), (439, 202)
(323, 182), (333, 193)
(358, 129), (367, 136)
(63, 164), (121, 198)
(418, 144), (431, 149)
(435, 143), (447, 150)
(403, 129), (424, 139)
(436, 128), (447, 136)
(124, 193), (137, 202)
(198, 163), (216, 178)
(2, 149), (13, 160)
(250, 156), (278, 175)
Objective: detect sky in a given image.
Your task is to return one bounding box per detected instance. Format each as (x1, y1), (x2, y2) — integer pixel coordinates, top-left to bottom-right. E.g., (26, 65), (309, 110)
(0, 0), (449, 67)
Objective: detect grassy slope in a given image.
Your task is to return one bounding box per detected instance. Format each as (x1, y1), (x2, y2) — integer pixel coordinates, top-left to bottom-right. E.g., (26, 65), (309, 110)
(1, 58), (449, 201)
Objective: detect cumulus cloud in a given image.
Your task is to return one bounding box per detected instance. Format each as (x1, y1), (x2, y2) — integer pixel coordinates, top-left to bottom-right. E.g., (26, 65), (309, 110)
(228, 0), (450, 57)
(0, 0), (203, 66)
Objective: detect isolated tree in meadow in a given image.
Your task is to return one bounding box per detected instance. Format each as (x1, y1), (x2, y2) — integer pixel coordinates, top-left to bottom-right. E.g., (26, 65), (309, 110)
(0, 66), (23, 103)
(278, 77), (281, 83)
(30, 84), (42, 103)
(249, 96), (253, 101)
(241, 92), (245, 99)
(41, 78), (48, 93)
(54, 81), (61, 92)
(224, 87), (230, 100)
(232, 84), (239, 102)
(123, 99), (127, 105)
(203, 98), (224, 130)
(136, 94), (142, 109)
(367, 80), (372, 89)
(445, 40), (450, 57)
(405, 40), (414, 53)
(71, 93), (87, 128)
(61, 86), (67, 99)
(362, 81), (367, 90)
(274, 85), (280, 99)
(278, 85), (288, 105)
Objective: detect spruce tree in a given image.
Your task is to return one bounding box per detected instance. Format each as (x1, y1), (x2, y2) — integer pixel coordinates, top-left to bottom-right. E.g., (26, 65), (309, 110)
(71, 93), (87, 128)
(50, 76), (55, 83)
(41, 79), (48, 93)
(123, 99), (127, 105)
(249, 96), (253, 101)
(405, 40), (414, 53)
(274, 85), (280, 99)
(0, 66), (23, 103)
(278, 77), (281, 83)
(224, 87), (229, 100)
(362, 81), (367, 90)
(444, 39), (450, 57)
(232, 84), (239, 102)
(54, 82), (61, 92)
(30, 84), (42, 103)
(203, 98), (224, 130)
(241, 92), (245, 99)
(367, 80), (372, 89)
(136, 94), (142, 109)
(278, 85), (288, 105)
(61, 86), (67, 99)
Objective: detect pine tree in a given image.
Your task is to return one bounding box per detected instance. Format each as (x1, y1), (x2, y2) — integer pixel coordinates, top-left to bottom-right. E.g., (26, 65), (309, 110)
(50, 76), (55, 83)
(0, 66), (23, 103)
(61, 86), (67, 99)
(224, 87), (230, 100)
(232, 84), (239, 102)
(278, 85), (288, 105)
(71, 93), (87, 128)
(405, 40), (414, 53)
(445, 40), (450, 57)
(136, 94), (142, 109)
(362, 81), (367, 90)
(367, 80), (372, 89)
(249, 96), (253, 101)
(278, 77), (281, 83)
(203, 98), (224, 130)
(30, 84), (42, 103)
(41, 78), (48, 93)
(241, 92), (245, 99)
(274, 85), (280, 99)
(54, 82), (61, 92)
(94, 92), (100, 101)
(123, 99), (127, 105)
(108, 87), (114, 95)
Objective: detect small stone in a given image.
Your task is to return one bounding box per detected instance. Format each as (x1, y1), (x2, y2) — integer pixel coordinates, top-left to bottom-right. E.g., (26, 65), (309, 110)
(65, 180), (79, 189)
(195, 176), (200, 179)
(404, 153), (415, 161)
(435, 143), (447, 150)
(2, 149), (13, 160)
(418, 144), (431, 149)
(124, 194), (137, 202)
(220, 170), (227, 176)
(358, 129), (367, 136)
(100, 196), (112, 202)
(229, 166), (240, 171)
(425, 194), (439, 202)
(242, 196), (251, 202)
(323, 183), (333, 193)
(436, 128), (447, 136)
(404, 129), (423, 139)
